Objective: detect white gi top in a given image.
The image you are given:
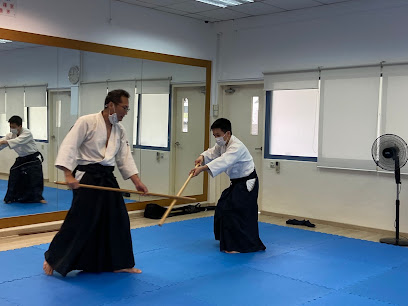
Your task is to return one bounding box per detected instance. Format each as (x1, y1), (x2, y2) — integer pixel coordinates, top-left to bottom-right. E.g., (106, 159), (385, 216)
(201, 135), (254, 179)
(55, 112), (138, 180)
(0, 128), (39, 157)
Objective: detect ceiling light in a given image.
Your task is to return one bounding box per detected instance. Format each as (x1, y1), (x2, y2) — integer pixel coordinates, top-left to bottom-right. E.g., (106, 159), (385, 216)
(196, 0), (253, 8)
(0, 39), (12, 44)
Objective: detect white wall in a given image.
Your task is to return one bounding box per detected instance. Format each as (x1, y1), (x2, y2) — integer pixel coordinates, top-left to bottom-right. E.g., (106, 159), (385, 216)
(0, 0), (215, 60)
(216, 0), (408, 81)
(214, 0), (408, 232)
(262, 160), (406, 232)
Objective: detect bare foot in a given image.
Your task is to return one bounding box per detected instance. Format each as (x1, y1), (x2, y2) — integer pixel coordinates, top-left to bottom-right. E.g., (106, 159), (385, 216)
(224, 250), (240, 254)
(43, 260), (54, 275)
(40, 200), (47, 204)
(114, 268), (142, 274)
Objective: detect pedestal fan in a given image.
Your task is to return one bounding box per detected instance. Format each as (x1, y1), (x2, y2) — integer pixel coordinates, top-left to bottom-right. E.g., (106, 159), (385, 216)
(372, 134), (408, 246)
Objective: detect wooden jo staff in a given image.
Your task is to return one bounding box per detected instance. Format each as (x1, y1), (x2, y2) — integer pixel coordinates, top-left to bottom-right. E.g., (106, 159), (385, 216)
(55, 181), (196, 202)
(158, 164), (200, 226)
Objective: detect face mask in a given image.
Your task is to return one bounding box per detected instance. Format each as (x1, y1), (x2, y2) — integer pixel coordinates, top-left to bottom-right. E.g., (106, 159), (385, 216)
(108, 105), (119, 125)
(10, 128), (18, 135)
(215, 136), (226, 146)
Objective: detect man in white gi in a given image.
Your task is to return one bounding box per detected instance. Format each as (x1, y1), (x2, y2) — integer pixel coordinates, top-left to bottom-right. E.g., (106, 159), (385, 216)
(190, 118), (265, 253)
(0, 115), (46, 204)
(43, 89), (148, 276)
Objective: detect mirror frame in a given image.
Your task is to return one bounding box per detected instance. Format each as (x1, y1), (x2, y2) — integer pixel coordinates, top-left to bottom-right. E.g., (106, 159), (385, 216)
(0, 28), (211, 229)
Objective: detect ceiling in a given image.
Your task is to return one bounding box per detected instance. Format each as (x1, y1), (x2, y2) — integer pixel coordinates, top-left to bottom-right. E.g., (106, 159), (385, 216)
(116, 0), (359, 23)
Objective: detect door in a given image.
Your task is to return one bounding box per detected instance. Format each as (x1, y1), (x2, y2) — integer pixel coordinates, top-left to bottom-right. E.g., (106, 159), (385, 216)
(220, 84), (265, 201)
(173, 86), (205, 197)
(49, 90), (77, 183)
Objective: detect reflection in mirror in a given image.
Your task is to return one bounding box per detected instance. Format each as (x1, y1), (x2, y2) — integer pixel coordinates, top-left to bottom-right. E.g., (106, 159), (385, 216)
(55, 49), (143, 205)
(139, 60), (206, 201)
(0, 38), (207, 221)
(0, 39), (59, 218)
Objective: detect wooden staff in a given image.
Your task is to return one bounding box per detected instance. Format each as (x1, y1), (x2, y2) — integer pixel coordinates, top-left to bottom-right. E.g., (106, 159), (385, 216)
(158, 164), (200, 226)
(55, 181), (196, 202)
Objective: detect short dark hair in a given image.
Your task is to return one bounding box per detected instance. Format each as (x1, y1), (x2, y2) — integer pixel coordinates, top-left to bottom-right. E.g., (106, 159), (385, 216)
(8, 115), (22, 127)
(211, 118), (232, 135)
(104, 89), (130, 107)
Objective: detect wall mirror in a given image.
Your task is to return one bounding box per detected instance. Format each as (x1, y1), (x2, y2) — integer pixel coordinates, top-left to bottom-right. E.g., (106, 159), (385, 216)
(0, 29), (211, 228)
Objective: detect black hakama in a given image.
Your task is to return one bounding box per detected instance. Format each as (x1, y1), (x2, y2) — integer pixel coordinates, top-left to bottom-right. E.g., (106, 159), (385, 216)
(44, 163), (135, 276)
(4, 152), (44, 203)
(214, 170), (266, 253)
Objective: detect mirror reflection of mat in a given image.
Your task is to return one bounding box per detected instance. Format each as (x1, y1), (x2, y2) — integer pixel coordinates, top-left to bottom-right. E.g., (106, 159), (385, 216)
(0, 179), (134, 218)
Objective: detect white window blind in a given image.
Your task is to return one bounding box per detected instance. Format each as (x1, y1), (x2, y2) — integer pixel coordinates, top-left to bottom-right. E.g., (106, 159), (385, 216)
(0, 114), (7, 136)
(6, 87), (25, 120)
(108, 81), (136, 146)
(270, 89), (319, 158)
(136, 79), (170, 148)
(79, 83), (107, 116)
(29, 107), (48, 140)
(139, 94), (169, 148)
(381, 65), (408, 174)
(264, 71), (319, 91)
(318, 67), (380, 170)
(137, 79), (169, 94)
(25, 86), (47, 107)
(0, 88), (5, 114)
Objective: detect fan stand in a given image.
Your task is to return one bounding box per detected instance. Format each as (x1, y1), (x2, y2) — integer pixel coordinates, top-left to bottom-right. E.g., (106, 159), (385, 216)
(380, 158), (408, 246)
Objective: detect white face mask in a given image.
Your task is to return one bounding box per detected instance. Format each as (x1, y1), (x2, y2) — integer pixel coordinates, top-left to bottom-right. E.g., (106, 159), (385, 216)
(108, 105), (119, 125)
(10, 128), (18, 135)
(215, 136), (226, 146)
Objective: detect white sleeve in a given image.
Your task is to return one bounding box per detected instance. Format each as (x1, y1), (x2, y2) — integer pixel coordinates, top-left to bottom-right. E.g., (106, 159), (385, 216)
(55, 117), (88, 171)
(7, 130), (32, 149)
(115, 128), (138, 180)
(206, 144), (244, 177)
(201, 145), (221, 165)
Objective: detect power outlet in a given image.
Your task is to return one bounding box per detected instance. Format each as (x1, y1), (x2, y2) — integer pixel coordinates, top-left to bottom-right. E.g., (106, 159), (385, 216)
(269, 161), (275, 169)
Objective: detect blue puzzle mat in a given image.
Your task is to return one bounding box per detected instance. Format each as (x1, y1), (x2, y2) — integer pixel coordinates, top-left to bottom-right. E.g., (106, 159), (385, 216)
(0, 217), (407, 305)
(0, 179), (135, 218)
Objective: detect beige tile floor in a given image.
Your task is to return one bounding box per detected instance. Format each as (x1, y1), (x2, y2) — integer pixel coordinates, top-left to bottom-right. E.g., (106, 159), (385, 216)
(0, 210), (390, 252)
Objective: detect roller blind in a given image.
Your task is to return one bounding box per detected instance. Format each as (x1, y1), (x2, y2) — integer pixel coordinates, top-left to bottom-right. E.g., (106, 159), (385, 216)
(6, 87), (25, 120)
(318, 67), (380, 170)
(80, 83), (107, 116)
(381, 65), (408, 174)
(264, 71), (319, 91)
(25, 86), (47, 107)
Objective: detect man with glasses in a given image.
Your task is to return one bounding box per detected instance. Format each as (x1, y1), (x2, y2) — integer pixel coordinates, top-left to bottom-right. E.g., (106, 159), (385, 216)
(44, 89), (148, 277)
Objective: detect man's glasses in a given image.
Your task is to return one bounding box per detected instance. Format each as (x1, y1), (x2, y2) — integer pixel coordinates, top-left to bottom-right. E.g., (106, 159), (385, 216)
(117, 105), (130, 113)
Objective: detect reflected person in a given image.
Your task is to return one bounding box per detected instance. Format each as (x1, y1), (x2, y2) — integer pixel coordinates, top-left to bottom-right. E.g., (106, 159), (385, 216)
(0, 115), (46, 204)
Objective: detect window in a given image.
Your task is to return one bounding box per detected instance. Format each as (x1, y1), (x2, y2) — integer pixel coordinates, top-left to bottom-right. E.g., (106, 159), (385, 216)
(133, 93), (139, 146)
(251, 96), (259, 135)
(28, 107), (48, 141)
(136, 93), (170, 150)
(265, 89), (320, 161)
(182, 98), (188, 133)
(0, 113), (7, 137)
